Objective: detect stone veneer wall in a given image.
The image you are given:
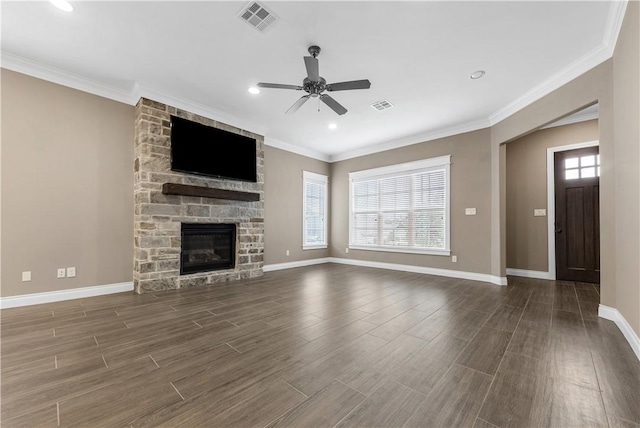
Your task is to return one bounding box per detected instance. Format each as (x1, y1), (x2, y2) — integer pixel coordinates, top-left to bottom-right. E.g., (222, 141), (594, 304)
(134, 98), (264, 293)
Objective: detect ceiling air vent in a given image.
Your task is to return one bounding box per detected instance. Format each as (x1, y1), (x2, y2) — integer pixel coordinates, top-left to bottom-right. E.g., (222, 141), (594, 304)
(239, 2), (277, 32)
(371, 100), (394, 111)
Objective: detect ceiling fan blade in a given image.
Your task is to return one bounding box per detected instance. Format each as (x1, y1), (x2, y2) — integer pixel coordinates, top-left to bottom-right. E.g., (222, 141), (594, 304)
(286, 95), (311, 114)
(320, 94), (347, 115)
(257, 83), (302, 90)
(304, 56), (320, 81)
(326, 79), (371, 91)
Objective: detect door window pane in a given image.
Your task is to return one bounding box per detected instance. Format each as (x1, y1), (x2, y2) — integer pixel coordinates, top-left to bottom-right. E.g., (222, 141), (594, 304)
(581, 155), (595, 167)
(565, 169), (579, 180)
(565, 158), (579, 169)
(581, 167), (596, 178)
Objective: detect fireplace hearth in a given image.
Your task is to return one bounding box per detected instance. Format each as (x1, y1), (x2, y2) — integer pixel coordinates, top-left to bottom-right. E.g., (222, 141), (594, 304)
(181, 224), (236, 275)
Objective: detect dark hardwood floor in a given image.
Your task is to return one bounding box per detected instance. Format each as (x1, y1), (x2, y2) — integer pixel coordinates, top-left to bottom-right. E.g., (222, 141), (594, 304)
(1, 264), (639, 427)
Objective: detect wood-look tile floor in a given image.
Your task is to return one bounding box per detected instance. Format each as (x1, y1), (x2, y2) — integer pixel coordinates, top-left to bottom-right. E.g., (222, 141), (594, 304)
(2, 264), (639, 427)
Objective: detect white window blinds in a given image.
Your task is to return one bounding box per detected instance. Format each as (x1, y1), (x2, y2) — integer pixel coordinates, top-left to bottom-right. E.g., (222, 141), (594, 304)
(349, 156), (450, 255)
(303, 171), (328, 249)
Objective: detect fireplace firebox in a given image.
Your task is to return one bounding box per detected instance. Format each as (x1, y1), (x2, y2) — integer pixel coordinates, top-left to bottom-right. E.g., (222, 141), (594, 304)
(180, 224), (236, 275)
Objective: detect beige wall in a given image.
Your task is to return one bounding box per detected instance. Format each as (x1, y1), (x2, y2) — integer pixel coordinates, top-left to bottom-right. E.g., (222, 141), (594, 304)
(330, 128), (492, 275)
(491, 62), (614, 292)
(506, 120), (599, 272)
(491, 60), (616, 300)
(264, 146), (330, 265)
(492, 1), (639, 336)
(1, 69), (134, 297)
(491, 61), (614, 304)
(612, 0), (640, 335)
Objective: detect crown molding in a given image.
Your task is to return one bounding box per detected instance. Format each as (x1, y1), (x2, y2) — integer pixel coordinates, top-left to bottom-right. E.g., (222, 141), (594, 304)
(136, 85), (267, 137)
(1, 0), (628, 164)
(540, 108), (599, 130)
(0, 52), (267, 138)
(329, 118), (491, 163)
(1, 51), (137, 104)
(264, 137), (331, 162)
(602, 0), (629, 52)
(488, 43), (610, 126)
(489, 0), (628, 126)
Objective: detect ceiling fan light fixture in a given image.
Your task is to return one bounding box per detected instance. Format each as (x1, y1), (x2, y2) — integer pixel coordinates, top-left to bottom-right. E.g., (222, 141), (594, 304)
(248, 86), (260, 95)
(256, 45), (370, 116)
(470, 70), (486, 80)
(49, 0), (73, 12)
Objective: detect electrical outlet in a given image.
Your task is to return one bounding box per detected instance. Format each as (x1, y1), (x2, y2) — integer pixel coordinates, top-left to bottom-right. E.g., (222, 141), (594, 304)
(534, 209), (547, 217)
(66, 267), (76, 278)
(285, 250), (290, 256)
(345, 248), (349, 254)
(465, 208), (477, 216)
(57, 268), (66, 278)
(452, 255), (458, 263)
(22, 271), (31, 282)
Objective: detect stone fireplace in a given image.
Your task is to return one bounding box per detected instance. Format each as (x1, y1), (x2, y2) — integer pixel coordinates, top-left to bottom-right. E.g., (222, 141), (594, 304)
(133, 98), (264, 293)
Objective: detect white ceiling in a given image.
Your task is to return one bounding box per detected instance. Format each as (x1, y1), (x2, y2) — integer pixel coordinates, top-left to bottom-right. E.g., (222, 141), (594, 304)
(1, 1), (624, 161)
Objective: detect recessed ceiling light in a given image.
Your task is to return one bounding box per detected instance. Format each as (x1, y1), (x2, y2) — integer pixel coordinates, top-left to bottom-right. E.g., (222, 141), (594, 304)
(328, 123), (337, 130)
(248, 87), (260, 95)
(470, 70), (486, 80)
(49, 0), (73, 12)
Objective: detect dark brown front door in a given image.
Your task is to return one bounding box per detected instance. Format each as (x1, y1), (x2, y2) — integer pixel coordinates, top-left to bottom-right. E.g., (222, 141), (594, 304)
(555, 147), (600, 283)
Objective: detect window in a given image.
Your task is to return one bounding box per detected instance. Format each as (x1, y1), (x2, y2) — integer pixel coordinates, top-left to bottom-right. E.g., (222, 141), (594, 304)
(303, 171), (328, 249)
(349, 156), (451, 256)
(565, 154), (600, 180)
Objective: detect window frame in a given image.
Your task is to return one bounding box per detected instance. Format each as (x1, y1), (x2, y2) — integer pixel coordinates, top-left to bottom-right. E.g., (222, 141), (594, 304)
(348, 155), (451, 256)
(302, 170), (329, 250)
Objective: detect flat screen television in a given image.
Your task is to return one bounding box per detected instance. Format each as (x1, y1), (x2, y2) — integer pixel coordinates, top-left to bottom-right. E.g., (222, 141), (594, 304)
(170, 115), (257, 182)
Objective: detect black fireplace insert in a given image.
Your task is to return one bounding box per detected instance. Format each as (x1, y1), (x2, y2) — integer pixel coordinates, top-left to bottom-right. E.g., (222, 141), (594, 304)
(180, 223), (236, 275)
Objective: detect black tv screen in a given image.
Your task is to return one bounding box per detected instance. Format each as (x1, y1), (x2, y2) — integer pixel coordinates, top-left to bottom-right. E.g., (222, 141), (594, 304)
(170, 115), (257, 182)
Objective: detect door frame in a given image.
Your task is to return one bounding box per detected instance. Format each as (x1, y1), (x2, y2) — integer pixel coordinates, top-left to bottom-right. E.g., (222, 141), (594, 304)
(546, 140), (599, 280)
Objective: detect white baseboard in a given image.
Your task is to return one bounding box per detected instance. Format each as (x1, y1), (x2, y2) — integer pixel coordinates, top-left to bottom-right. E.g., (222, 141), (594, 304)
(328, 257), (507, 286)
(599, 304), (640, 362)
(263, 258), (332, 272)
(264, 257), (507, 286)
(506, 268), (554, 280)
(0, 282), (134, 309)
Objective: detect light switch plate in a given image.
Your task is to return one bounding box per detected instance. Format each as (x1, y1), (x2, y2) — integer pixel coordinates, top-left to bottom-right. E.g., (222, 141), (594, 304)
(534, 209), (547, 217)
(465, 208), (477, 216)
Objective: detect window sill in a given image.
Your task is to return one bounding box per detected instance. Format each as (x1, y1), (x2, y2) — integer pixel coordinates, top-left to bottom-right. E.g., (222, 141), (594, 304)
(303, 245), (328, 250)
(348, 245), (450, 256)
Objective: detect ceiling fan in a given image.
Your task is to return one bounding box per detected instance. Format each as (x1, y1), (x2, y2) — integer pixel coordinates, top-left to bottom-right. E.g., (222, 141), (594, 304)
(257, 45), (371, 116)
